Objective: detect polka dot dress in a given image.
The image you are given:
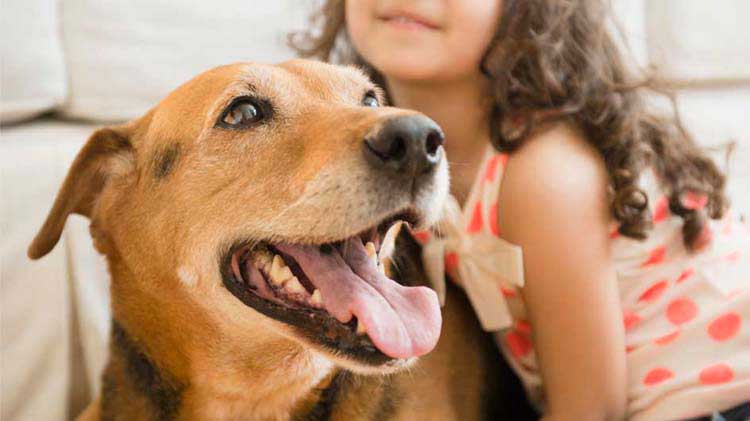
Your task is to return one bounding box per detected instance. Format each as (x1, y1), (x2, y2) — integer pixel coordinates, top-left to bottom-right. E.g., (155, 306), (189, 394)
(417, 145), (750, 420)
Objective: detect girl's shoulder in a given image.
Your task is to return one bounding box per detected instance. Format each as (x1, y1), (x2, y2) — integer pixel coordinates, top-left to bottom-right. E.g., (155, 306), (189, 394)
(497, 121), (613, 245)
(500, 122), (609, 216)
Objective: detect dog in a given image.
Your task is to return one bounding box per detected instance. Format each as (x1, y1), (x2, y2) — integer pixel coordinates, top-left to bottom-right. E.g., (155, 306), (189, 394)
(29, 60), (532, 420)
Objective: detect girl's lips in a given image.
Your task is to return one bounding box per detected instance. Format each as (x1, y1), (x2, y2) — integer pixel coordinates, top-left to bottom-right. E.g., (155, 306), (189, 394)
(377, 11), (440, 31)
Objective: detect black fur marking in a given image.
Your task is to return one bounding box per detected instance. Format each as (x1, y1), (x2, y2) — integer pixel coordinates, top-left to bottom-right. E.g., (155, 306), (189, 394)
(372, 379), (398, 420)
(100, 370), (117, 421)
(154, 144), (180, 180)
(296, 370), (348, 421)
(111, 321), (184, 420)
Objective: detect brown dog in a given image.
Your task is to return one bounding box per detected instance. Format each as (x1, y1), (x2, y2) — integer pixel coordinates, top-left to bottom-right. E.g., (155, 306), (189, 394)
(29, 60), (530, 420)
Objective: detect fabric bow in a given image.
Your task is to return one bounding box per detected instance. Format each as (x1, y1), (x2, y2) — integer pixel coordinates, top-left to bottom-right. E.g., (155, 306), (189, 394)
(419, 196), (525, 331)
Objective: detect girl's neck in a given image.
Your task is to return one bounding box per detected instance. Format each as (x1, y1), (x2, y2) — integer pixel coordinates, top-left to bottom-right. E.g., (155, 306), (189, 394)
(385, 75), (491, 204)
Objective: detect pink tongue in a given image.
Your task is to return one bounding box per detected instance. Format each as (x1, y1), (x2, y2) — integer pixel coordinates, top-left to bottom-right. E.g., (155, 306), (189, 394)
(276, 240), (441, 359)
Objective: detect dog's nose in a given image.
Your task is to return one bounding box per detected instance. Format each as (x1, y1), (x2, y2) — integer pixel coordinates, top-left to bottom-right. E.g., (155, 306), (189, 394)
(364, 115), (444, 176)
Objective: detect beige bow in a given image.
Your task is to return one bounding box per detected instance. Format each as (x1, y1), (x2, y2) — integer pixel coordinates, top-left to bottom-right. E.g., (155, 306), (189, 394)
(421, 197), (525, 331)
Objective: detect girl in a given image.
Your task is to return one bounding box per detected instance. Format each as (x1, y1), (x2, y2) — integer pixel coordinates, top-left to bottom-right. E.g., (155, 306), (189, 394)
(292, 1), (750, 420)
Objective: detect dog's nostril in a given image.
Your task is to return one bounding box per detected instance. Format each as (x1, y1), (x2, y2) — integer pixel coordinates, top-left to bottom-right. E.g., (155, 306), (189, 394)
(424, 130), (443, 157)
(389, 136), (407, 162)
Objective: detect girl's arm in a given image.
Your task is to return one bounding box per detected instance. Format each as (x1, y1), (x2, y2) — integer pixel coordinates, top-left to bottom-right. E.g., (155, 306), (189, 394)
(498, 123), (627, 421)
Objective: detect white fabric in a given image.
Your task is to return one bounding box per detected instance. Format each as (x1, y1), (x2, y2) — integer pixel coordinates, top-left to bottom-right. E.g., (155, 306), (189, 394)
(59, 0), (313, 121)
(0, 0), (67, 123)
(646, 1), (750, 83)
(1, 120), (110, 420)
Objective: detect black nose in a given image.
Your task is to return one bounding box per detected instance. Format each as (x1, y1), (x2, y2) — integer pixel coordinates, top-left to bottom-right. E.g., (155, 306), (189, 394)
(363, 115), (444, 176)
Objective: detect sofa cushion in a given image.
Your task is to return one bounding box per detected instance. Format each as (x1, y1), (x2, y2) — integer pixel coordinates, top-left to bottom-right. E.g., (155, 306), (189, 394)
(647, 0), (750, 83)
(59, 0), (312, 122)
(0, 0), (67, 124)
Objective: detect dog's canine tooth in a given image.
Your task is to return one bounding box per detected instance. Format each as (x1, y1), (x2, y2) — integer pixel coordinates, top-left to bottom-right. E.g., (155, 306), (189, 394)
(365, 241), (378, 266)
(270, 255), (293, 285)
(356, 319), (367, 335)
(311, 289), (323, 305)
(283, 277), (307, 295)
(254, 251), (273, 271)
(379, 220), (402, 263)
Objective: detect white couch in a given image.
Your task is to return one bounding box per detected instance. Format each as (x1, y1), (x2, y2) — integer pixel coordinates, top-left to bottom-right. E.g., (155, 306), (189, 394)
(1, 1), (748, 420)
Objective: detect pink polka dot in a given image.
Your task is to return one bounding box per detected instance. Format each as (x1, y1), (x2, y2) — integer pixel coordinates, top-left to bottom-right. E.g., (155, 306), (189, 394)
(641, 246), (667, 267)
(488, 202), (500, 236)
(654, 330), (681, 345)
(638, 280), (669, 303)
(724, 250), (741, 263)
(466, 201), (483, 233)
(444, 252), (458, 274)
(500, 286), (516, 298)
(699, 363), (734, 385)
(500, 154), (509, 167)
(411, 230), (431, 243)
(515, 320), (532, 335)
(653, 196), (670, 222)
(666, 298), (698, 325)
(707, 312), (741, 341)
(626, 344), (638, 354)
(505, 330), (532, 359)
(623, 311), (642, 331)
(643, 367), (674, 386)
(609, 228), (620, 239)
(483, 156), (500, 183)
(676, 267), (695, 283)
(683, 191), (708, 210)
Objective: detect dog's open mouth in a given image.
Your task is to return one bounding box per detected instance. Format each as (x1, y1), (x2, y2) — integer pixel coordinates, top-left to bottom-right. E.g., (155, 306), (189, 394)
(221, 211), (441, 365)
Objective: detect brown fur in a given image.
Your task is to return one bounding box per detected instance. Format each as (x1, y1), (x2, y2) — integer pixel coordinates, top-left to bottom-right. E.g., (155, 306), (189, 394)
(29, 60), (532, 420)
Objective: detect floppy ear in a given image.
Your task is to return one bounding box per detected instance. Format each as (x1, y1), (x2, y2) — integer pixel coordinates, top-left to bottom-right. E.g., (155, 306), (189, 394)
(28, 126), (134, 260)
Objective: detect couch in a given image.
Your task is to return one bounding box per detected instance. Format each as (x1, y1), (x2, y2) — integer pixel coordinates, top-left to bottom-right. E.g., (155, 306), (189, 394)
(1, 1), (748, 419)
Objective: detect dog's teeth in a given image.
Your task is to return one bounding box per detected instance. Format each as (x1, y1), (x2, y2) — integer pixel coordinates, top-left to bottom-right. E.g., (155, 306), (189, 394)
(365, 241), (378, 266)
(283, 277), (306, 295)
(356, 319), (367, 335)
(255, 252), (273, 271)
(379, 220), (402, 264)
(311, 289), (323, 305)
(270, 255), (293, 285)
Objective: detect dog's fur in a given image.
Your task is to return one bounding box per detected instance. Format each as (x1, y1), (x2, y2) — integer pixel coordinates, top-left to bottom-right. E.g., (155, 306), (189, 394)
(29, 60), (533, 420)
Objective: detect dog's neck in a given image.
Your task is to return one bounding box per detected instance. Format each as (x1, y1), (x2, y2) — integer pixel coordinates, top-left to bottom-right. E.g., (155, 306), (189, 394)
(100, 320), (396, 420)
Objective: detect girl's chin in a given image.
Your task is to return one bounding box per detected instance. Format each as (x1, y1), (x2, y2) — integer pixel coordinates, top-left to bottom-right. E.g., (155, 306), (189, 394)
(374, 58), (473, 84)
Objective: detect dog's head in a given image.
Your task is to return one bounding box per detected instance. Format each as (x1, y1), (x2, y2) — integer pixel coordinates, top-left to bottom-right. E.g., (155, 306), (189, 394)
(29, 60), (448, 377)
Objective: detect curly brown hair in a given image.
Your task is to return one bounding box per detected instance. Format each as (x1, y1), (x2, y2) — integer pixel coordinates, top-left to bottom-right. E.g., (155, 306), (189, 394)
(290, 0), (728, 249)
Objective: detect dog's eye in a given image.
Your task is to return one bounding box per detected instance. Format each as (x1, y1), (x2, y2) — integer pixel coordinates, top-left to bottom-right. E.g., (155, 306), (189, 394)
(362, 92), (380, 108)
(218, 97), (268, 129)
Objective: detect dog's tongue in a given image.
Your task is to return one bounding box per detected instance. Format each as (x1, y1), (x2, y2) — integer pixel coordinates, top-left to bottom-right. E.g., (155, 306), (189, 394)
(276, 239), (441, 359)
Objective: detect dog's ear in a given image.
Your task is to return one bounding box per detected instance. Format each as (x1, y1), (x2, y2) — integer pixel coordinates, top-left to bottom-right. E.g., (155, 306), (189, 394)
(28, 126), (134, 260)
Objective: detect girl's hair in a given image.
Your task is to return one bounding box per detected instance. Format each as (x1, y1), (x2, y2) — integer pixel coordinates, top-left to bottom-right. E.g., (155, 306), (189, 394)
(290, 0), (727, 248)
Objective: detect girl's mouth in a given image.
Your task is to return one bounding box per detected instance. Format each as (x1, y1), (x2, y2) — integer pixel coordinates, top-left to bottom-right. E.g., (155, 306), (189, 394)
(377, 11), (441, 31)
